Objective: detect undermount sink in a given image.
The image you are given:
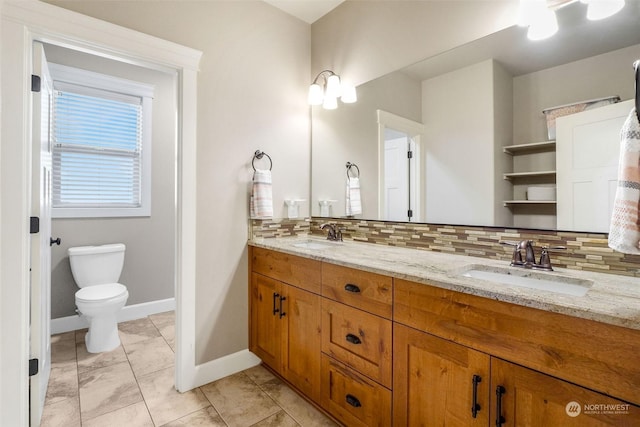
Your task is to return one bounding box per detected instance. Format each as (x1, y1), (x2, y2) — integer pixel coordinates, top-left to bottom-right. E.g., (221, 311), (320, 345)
(291, 240), (340, 250)
(457, 264), (592, 297)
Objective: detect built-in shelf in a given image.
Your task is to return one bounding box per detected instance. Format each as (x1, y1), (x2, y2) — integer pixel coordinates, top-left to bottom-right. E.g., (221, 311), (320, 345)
(503, 170), (556, 180)
(503, 141), (556, 155)
(503, 200), (557, 207)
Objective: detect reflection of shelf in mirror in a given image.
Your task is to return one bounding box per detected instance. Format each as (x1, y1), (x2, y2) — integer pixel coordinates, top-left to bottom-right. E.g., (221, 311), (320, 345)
(503, 141), (556, 155)
(503, 170), (556, 180)
(503, 200), (557, 207)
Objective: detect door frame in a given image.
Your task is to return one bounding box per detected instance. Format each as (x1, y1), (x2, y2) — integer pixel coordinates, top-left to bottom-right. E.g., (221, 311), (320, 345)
(377, 110), (425, 221)
(0, 1), (202, 424)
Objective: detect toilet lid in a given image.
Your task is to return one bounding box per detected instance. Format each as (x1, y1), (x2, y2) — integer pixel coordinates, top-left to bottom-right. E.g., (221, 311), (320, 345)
(76, 283), (127, 302)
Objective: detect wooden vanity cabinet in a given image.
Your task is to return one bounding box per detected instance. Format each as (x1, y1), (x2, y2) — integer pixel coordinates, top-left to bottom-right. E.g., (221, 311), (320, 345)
(249, 248), (322, 401)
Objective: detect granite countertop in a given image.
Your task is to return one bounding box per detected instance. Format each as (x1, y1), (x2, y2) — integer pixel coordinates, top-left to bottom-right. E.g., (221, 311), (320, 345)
(249, 236), (640, 331)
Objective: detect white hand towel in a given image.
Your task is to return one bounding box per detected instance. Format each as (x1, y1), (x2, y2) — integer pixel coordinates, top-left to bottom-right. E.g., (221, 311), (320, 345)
(608, 108), (640, 254)
(250, 169), (273, 219)
(346, 177), (362, 216)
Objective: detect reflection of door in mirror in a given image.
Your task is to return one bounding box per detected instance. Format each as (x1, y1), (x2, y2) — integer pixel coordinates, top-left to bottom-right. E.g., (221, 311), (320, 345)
(377, 110), (424, 222)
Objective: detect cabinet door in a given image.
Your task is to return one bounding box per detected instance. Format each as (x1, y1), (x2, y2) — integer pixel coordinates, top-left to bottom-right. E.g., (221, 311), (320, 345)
(281, 284), (322, 402)
(393, 324), (490, 426)
(250, 273), (282, 371)
(491, 358), (640, 427)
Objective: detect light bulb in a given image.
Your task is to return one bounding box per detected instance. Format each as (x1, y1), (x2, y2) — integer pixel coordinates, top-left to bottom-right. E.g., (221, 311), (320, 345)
(527, 3), (558, 41)
(340, 82), (357, 103)
(585, 0), (625, 20)
(308, 83), (323, 105)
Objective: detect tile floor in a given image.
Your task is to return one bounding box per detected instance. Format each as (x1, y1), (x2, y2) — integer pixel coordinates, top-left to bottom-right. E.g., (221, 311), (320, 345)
(41, 312), (338, 427)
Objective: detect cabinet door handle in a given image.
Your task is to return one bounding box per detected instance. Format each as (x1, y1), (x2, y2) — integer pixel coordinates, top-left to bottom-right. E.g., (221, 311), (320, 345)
(279, 295), (286, 318)
(495, 385), (506, 427)
(344, 283), (361, 293)
(272, 293), (280, 315)
(345, 394), (362, 408)
(471, 375), (482, 418)
(345, 333), (362, 345)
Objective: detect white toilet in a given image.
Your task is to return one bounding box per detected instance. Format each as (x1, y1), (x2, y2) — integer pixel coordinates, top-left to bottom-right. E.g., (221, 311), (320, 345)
(68, 243), (129, 353)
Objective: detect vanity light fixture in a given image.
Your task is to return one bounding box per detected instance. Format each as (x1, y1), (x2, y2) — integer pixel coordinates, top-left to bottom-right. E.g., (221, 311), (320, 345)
(308, 70), (357, 109)
(518, 0), (625, 41)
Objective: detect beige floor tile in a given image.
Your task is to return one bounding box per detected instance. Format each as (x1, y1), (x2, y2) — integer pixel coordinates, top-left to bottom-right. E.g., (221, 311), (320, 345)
(76, 342), (128, 374)
(200, 372), (280, 427)
(244, 364), (277, 386)
(160, 406), (227, 426)
(82, 401), (154, 427)
(78, 361), (143, 421)
(160, 323), (176, 351)
(124, 336), (175, 377)
(45, 361), (78, 405)
(50, 332), (77, 366)
(119, 317), (162, 346)
(40, 396), (81, 427)
(251, 410), (300, 427)
(261, 378), (337, 426)
(149, 310), (174, 328)
(137, 366), (210, 426)
(75, 329), (88, 344)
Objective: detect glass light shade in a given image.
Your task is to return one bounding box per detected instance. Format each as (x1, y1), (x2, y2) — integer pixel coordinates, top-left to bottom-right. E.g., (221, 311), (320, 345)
(517, 0), (536, 27)
(308, 83), (324, 105)
(341, 83), (357, 103)
(585, 0), (625, 20)
(527, 6), (558, 40)
(322, 95), (338, 110)
(325, 74), (342, 98)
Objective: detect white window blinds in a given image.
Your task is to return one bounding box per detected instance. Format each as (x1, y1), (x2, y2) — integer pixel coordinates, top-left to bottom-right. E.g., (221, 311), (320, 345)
(49, 63), (154, 218)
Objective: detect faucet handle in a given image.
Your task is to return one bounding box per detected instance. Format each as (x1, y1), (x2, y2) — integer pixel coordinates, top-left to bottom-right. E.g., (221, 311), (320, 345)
(500, 241), (523, 265)
(538, 246), (566, 271)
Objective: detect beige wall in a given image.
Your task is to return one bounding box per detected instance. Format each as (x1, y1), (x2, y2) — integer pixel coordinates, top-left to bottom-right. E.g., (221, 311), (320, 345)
(311, 1), (517, 86)
(44, 44), (177, 319)
(47, 0), (311, 363)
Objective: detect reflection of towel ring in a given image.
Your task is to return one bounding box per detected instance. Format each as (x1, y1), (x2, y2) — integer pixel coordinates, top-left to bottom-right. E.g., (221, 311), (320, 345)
(346, 162), (360, 179)
(252, 150), (272, 171)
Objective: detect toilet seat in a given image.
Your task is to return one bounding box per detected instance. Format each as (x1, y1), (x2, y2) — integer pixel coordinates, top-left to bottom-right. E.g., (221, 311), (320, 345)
(76, 283), (127, 303)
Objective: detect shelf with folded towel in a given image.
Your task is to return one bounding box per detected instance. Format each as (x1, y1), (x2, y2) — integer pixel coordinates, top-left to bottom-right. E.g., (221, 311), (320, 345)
(503, 170), (556, 180)
(503, 200), (557, 207)
(503, 140), (556, 155)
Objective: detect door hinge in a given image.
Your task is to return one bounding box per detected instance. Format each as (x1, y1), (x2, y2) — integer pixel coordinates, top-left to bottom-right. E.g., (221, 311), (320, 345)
(31, 75), (41, 93)
(407, 150), (413, 159)
(30, 217), (40, 234)
(408, 209), (413, 218)
(29, 358), (38, 376)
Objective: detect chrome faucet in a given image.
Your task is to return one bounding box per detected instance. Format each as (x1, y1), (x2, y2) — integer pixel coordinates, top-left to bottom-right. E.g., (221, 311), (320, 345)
(320, 223), (343, 241)
(500, 240), (565, 271)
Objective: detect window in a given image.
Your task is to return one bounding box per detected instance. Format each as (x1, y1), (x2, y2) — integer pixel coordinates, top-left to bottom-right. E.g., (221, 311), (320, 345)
(49, 64), (154, 218)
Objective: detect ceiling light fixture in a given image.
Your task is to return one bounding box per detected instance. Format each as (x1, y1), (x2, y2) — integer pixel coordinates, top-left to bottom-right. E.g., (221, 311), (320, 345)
(308, 70), (357, 109)
(518, 0), (625, 41)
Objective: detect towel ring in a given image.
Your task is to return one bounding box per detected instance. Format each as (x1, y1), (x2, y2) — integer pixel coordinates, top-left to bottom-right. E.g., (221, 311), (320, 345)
(252, 150), (272, 171)
(346, 162), (360, 179)
(634, 59), (639, 122)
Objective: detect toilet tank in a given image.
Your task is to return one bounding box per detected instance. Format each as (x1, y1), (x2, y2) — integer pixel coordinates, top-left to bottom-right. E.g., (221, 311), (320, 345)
(68, 243), (126, 287)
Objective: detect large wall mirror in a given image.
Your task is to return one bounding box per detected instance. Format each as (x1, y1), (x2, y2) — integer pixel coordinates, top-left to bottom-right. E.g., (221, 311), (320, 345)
(311, 1), (640, 232)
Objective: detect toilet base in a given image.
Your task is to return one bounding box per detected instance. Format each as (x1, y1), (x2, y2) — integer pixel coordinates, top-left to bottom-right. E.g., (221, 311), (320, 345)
(84, 313), (121, 353)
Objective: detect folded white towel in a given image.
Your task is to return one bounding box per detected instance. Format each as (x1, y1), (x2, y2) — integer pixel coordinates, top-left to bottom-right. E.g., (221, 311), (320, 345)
(608, 108), (640, 254)
(250, 169), (273, 219)
(346, 177), (362, 216)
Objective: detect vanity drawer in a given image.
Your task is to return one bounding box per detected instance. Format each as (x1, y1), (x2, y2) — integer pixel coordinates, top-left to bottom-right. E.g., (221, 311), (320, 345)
(251, 246), (321, 294)
(320, 354), (391, 427)
(322, 298), (392, 388)
(322, 262), (393, 319)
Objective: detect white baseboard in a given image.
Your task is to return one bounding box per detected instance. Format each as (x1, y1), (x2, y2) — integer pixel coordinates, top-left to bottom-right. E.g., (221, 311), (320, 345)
(51, 297), (176, 335)
(185, 350), (262, 390)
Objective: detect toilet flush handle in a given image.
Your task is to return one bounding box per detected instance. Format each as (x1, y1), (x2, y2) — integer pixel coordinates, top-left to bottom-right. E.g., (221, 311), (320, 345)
(50, 237), (61, 246)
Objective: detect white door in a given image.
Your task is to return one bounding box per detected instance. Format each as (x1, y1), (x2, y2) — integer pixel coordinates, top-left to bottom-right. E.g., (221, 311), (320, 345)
(384, 134), (410, 221)
(30, 41), (53, 426)
(556, 100), (633, 232)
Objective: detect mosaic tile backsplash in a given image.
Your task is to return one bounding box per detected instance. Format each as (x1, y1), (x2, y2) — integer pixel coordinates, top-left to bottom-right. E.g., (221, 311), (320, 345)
(250, 218), (640, 278)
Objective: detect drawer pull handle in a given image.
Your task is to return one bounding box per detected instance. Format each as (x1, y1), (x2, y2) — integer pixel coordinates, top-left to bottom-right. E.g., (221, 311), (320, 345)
(345, 333), (362, 345)
(495, 385), (506, 427)
(346, 394), (362, 408)
(344, 283), (361, 293)
(272, 293), (280, 316)
(279, 295), (287, 318)
(471, 374), (482, 418)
